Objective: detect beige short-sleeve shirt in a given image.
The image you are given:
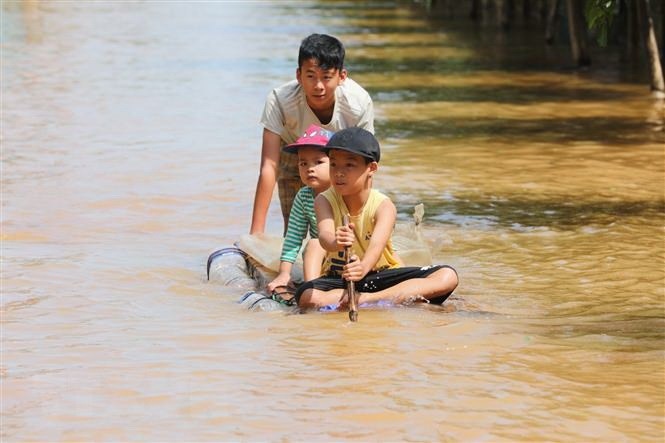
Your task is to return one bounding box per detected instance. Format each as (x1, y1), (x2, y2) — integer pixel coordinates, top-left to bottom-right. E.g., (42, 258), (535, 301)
(260, 77), (375, 146)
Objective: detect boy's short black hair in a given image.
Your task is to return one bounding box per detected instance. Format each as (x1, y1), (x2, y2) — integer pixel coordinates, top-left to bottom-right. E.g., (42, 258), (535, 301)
(298, 34), (345, 71)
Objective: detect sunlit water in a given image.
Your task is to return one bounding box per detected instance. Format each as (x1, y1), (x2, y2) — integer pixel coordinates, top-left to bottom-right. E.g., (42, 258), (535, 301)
(2, 1), (663, 442)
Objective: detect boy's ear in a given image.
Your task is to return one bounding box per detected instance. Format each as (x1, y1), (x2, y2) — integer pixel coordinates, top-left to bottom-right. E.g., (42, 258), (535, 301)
(368, 161), (378, 176)
(296, 67), (302, 84)
(339, 68), (348, 82)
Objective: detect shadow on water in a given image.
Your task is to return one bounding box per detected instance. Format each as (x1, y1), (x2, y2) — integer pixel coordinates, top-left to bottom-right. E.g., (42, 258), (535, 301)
(378, 117), (664, 146)
(370, 85), (638, 103)
(350, 55), (607, 75)
(393, 197), (665, 231)
(526, 316), (665, 345)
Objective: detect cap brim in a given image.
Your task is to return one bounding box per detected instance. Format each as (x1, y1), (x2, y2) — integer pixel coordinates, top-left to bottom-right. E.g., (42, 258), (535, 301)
(283, 143), (328, 154)
(324, 145), (376, 161)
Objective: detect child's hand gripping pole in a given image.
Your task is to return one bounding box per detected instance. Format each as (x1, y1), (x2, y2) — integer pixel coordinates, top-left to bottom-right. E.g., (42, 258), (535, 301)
(343, 214), (358, 322)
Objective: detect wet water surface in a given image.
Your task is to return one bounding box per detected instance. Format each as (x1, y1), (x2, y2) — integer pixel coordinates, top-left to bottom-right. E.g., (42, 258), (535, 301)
(2, 1), (664, 441)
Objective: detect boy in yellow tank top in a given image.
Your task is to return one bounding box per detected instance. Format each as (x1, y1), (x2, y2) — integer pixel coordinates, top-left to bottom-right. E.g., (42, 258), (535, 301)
(295, 127), (459, 309)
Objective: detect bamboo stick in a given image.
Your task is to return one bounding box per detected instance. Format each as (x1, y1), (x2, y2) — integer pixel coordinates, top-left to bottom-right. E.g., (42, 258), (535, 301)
(343, 214), (358, 322)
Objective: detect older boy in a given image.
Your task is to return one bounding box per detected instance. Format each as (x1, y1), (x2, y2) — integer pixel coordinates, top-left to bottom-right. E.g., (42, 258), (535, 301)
(250, 33), (374, 235)
(295, 127), (459, 309)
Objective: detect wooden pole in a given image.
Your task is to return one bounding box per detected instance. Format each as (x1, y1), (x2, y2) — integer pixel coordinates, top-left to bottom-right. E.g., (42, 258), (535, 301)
(343, 214), (358, 322)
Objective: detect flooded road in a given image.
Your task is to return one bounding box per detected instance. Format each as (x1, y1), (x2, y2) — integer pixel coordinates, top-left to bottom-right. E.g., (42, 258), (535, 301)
(2, 1), (663, 441)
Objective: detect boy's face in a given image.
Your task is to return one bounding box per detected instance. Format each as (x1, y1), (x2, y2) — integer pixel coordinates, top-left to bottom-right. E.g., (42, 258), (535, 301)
(297, 147), (330, 193)
(296, 58), (347, 113)
(328, 149), (377, 196)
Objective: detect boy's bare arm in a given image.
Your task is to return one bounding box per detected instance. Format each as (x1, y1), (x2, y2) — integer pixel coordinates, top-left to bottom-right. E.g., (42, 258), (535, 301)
(356, 199), (396, 277)
(314, 195), (339, 252)
(250, 129), (282, 234)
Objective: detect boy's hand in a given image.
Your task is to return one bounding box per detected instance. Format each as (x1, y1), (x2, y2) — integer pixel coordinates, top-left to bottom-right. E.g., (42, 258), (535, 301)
(267, 272), (291, 293)
(335, 222), (355, 249)
(342, 254), (365, 282)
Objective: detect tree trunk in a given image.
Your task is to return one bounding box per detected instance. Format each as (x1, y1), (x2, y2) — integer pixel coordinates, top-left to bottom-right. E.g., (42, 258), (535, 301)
(545, 0), (561, 44)
(637, 0), (665, 95)
(523, 0), (531, 21)
(470, 0), (482, 21)
(625, 0), (641, 57)
(661, 0), (665, 61)
(496, 0), (515, 29)
(565, 0), (591, 66)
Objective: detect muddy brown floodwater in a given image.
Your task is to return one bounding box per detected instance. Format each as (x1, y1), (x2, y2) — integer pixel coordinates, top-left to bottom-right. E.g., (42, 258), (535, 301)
(2, 1), (663, 441)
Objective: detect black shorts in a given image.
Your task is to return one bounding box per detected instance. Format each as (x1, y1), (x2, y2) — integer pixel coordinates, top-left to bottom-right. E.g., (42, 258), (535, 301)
(295, 265), (458, 305)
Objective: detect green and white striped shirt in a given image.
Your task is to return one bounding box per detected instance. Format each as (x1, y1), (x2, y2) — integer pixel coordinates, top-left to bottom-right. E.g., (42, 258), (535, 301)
(280, 186), (318, 263)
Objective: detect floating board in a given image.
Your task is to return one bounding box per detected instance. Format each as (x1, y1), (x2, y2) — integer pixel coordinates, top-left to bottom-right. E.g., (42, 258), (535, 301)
(206, 247), (293, 312)
(207, 204), (433, 311)
(237, 203), (432, 273)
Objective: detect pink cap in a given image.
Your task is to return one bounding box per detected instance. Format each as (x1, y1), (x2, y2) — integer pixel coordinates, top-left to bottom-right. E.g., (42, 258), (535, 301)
(283, 124), (333, 153)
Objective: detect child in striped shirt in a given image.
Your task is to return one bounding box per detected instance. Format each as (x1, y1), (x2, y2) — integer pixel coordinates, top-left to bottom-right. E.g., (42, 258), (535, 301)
(267, 125), (332, 294)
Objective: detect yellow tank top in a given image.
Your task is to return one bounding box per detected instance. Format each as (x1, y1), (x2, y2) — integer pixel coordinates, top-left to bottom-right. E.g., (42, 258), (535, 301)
(321, 188), (401, 276)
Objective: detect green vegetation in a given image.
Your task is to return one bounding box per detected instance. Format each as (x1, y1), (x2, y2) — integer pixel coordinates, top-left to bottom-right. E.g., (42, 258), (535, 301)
(408, 0), (664, 95)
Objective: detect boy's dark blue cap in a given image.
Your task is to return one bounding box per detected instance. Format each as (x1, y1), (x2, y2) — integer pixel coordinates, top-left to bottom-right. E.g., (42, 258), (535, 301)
(325, 127), (380, 163)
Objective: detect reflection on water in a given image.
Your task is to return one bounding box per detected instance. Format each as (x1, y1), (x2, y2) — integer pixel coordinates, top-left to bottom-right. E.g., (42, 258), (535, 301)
(2, 0), (664, 441)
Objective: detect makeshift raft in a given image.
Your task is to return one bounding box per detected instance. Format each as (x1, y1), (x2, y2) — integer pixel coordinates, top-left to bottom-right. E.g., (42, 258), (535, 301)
(207, 204), (433, 312)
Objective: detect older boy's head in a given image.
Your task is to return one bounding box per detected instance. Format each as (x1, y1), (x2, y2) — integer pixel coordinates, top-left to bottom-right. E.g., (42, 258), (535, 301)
(325, 127), (380, 163)
(298, 34), (345, 71)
